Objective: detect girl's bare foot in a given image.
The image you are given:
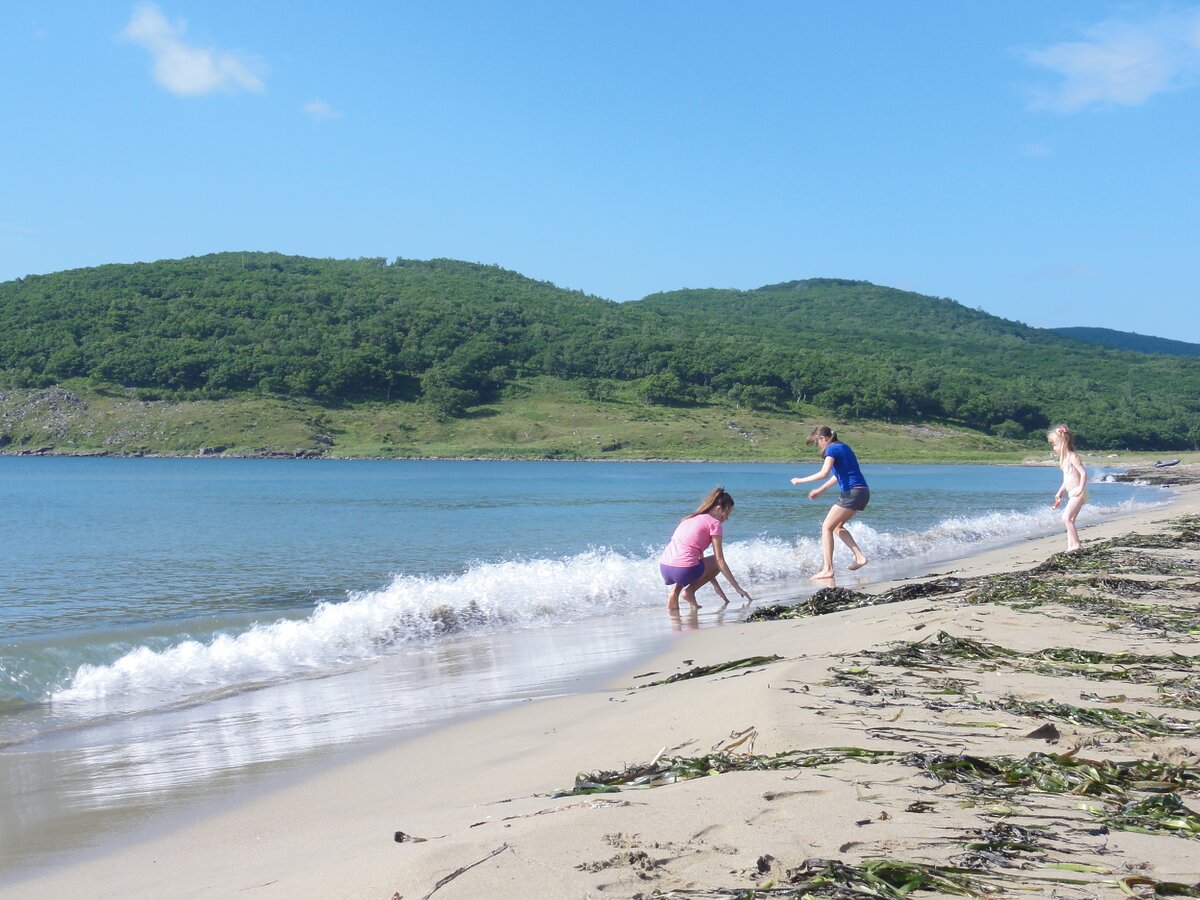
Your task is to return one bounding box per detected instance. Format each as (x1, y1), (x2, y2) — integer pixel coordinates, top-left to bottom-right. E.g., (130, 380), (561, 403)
(681, 587), (701, 609)
(847, 557), (868, 571)
(811, 570), (834, 580)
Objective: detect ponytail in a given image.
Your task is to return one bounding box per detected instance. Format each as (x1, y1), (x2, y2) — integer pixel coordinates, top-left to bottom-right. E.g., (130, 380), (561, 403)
(688, 486), (734, 519)
(805, 425), (838, 445)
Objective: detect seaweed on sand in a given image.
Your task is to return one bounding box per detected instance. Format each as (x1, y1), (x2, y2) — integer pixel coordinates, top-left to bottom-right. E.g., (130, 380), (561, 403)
(635, 856), (1200, 899)
(966, 570), (1197, 633)
(1033, 545), (1193, 577)
(908, 751), (1200, 799)
(828, 666), (889, 696)
(880, 578), (974, 602)
(966, 576), (1073, 607)
(911, 751), (1200, 840)
(868, 632), (1018, 669)
(637, 656), (784, 688)
(1100, 793), (1200, 837)
(989, 698), (1200, 738)
(952, 821), (1051, 870)
(772, 858), (990, 899)
(564, 747), (900, 796)
(747, 587), (873, 621)
(1081, 575), (1173, 597)
(1156, 675), (1200, 710)
(866, 630), (1200, 688)
(747, 579), (975, 622)
(635, 857), (996, 899)
(1112, 517), (1200, 550)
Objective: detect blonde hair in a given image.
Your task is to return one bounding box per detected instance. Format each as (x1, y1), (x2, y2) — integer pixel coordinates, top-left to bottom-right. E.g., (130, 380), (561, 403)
(1048, 424), (1077, 456)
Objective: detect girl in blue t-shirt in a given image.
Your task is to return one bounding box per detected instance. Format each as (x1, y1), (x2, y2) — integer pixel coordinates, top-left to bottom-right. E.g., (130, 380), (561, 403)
(790, 425), (869, 579)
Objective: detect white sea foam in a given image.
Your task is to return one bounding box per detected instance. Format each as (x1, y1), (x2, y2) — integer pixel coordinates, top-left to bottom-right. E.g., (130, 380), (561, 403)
(49, 496), (1168, 710)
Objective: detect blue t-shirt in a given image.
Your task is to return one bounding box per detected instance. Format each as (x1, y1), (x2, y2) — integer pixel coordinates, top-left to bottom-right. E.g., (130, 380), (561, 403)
(824, 442), (867, 492)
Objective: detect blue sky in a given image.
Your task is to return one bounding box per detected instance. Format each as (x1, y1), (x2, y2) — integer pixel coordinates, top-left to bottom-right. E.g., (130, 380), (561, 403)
(3, 2), (1198, 341)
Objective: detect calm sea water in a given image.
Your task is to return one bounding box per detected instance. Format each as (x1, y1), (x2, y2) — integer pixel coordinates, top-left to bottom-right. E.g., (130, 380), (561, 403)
(0, 457), (1170, 879)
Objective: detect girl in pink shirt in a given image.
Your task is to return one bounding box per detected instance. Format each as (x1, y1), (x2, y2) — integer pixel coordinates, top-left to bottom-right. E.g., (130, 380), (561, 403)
(659, 487), (753, 612)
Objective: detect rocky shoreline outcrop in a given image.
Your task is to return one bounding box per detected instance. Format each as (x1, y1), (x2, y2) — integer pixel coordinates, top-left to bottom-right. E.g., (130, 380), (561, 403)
(1114, 463), (1200, 486)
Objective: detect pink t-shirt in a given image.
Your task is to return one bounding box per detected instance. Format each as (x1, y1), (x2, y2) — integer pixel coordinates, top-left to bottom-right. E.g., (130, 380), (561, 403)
(659, 513), (723, 567)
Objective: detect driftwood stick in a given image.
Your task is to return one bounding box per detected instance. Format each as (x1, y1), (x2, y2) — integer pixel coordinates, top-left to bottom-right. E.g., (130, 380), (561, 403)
(421, 843), (510, 900)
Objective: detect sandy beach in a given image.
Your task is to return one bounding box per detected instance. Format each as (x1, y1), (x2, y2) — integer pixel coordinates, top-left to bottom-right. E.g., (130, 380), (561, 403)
(6, 473), (1199, 899)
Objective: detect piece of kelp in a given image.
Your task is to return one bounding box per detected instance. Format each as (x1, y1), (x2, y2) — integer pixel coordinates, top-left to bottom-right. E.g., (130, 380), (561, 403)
(565, 747), (900, 796)
(867, 630), (1200, 681)
(747, 587), (873, 621)
(991, 698), (1200, 737)
(777, 858), (988, 899)
(634, 857), (999, 899)
(1033, 544), (1192, 577)
(1113, 525), (1200, 550)
(967, 575), (1073, 607)
(1157, 676), (1200, 710)
(966, 573), (1197, 633)
(1101, 793), (1200, 837)
(571, 745), (1200, 798)
(868, 631), (1018, 669)
(880, 577), (974, 602)
(908, 751), (1200, 799)
(952, 821), (1051, 870)
(747, 578), (977, 623)
(637, 655), (783, 687)
(1115, 876), (1200, 898)
(1082, 575), (1172, 597)
(828, 666), (885, 696)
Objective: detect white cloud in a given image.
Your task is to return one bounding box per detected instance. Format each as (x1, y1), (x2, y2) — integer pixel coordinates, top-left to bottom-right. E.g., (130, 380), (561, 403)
(1023, 8), (1200, 111)
(120, 3), (264, 96)
(303, 98), (342, 121)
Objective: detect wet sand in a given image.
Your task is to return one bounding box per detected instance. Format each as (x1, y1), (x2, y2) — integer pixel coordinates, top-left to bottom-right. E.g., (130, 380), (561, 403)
(5, 474), (1199, 899)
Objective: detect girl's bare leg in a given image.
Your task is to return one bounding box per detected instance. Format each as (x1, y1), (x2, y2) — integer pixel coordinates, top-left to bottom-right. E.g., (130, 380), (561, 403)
(666, 583), (684, 611)
(813, 506), (865, 578)
(1062, 495), (1086, 551)
(680, 557), (720, 608)
(837, 514), (868, 570)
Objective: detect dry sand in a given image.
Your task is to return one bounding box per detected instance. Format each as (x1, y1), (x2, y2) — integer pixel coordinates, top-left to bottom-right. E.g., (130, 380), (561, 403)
(7, 475), (1200, 899)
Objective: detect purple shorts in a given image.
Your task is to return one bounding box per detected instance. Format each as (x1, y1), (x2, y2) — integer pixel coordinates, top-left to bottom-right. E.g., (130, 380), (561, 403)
(660, 561), (706, 586)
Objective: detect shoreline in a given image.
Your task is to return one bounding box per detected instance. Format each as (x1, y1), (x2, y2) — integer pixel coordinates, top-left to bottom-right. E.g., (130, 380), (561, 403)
(4, 451), (1195, 468)
(5, 470), (1198, 898)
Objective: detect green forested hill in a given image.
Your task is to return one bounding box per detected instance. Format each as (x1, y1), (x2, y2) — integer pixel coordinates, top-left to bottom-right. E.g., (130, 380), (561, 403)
(1050, 326), (1200, 358)
(1, 254), (1197, 450)
(637, 280), (1200, 448)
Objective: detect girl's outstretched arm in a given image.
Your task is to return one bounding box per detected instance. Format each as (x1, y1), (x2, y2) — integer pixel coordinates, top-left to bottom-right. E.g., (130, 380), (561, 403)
(808, 475), (838, 500)
(711, 536), (752, 600)
(791, 456), (835, 486)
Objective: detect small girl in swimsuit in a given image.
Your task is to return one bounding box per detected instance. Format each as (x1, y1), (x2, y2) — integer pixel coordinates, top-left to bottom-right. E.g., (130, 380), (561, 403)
(1048, 424), (1088, 552)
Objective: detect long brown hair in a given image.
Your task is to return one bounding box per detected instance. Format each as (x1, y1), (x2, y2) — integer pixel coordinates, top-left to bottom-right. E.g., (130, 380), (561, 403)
(687, 486), (734, 519)
(805, 425), (839, 445)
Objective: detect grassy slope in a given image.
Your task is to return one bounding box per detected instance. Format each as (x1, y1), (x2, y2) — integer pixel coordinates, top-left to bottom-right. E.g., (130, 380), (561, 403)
(3, 377), (1052, 462)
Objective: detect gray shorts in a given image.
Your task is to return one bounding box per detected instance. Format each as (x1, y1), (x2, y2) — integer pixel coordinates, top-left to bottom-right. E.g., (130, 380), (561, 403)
(835, 487), (870, 511)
